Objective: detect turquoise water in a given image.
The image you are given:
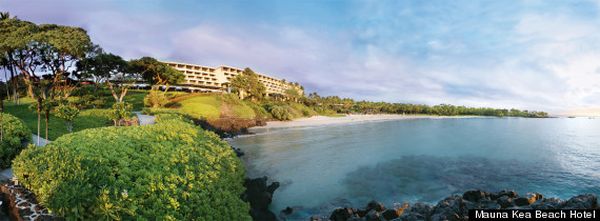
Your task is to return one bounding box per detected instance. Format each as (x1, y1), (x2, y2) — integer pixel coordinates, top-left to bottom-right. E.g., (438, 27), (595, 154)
(228, 117), (600, 216)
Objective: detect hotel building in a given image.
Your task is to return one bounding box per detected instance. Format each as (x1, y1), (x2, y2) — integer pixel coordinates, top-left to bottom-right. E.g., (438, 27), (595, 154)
(163, 61), (303, 97)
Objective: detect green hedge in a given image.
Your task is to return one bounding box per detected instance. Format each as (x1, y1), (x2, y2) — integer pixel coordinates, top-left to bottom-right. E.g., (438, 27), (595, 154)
(13, 119), (251, 220)
(0, 113), (31, 169)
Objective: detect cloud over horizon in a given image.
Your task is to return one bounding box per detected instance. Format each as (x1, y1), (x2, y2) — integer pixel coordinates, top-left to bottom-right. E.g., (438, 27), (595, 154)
(3, 0), (600, 115)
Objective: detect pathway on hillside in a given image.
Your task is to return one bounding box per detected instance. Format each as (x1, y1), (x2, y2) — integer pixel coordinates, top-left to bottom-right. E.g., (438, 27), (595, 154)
(0, 134), (50, 181)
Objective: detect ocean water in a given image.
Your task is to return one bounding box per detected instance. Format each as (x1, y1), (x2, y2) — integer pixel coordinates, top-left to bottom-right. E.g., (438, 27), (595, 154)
(228, 117), (600, 217)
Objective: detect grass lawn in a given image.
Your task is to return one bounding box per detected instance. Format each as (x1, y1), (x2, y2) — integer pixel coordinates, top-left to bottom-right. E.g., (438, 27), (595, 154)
(4, 98), (112, 140)
(167, 94), (257, 120)
(175, 95), (222, 119)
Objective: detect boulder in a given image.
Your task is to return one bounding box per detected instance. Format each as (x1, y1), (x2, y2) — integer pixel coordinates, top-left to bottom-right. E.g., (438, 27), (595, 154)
(563, 194), (598, 209)
(430, 195), (468, 221)
(382, 208), (402, 220)
(367, 200), (386, 212)
(310, 215), (323, 221)
(365, 210), (381, 221)
(242, 177), (280, 221)
(531, 198), (564, 209)
(496, 190), (518, 199)
(496, 196), (513, 208)
(514, 197), (532, 206)
(463, 190), (486, 202)
(330, 207), (357, 221)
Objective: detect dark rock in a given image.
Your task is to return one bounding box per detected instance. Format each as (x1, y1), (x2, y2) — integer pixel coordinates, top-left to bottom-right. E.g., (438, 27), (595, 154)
(563, 194), (597, 209)
(382, 208), (402, 220)
(514, 197), (533, 206)
(242, 177), (280, 221)
(531, 198), (564, 209)
(330, 207), (356, 221)
(356, 209), (369, 217)
(496, 196), (513, 208)
(463, 190), (486, 202)
(282, 207), (293, 215)
(365, 210), (381, 221)
(513, 193), (542, 207)
(496, 190), (518, 198)
(232, 147), (245, 157)
(430, 195), (468, 221)
(310, 215), (323, 221)
(367, 200), (386, 212)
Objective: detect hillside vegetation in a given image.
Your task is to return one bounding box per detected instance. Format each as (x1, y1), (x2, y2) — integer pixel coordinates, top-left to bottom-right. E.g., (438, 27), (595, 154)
(13, 118), (251, 220)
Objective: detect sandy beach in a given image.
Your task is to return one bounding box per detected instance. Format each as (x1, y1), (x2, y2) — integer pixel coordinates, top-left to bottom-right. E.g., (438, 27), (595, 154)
(250, 114), (482, 131)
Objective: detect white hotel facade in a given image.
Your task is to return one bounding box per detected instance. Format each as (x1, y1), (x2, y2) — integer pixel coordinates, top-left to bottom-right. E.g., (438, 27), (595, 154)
(163, 61), (303, 97)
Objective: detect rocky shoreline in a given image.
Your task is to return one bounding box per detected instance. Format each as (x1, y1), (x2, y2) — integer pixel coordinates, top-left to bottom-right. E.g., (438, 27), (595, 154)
(278, 190), (598, 221)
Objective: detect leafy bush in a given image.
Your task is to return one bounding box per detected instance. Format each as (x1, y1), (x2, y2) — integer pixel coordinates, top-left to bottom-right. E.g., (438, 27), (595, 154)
(13, 119), (251, 220)
(143, 90), (169, 108)
(0, 113), (31, 169)
(109, 102), (133, 126)
(269, 105), (292, 121)
(74, 95), (106, 109)
(54, 104), (80, 132)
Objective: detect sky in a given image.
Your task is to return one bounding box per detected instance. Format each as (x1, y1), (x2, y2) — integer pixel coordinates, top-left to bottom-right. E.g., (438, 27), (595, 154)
(2, 0), (600, 115)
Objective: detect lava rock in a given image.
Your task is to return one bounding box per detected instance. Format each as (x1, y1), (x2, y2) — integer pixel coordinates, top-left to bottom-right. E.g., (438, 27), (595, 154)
(563, 194), (598, 209)
(330, 207), (356, 221)
(365, 210), (381, 221)
(367, 200), (386, 212)
(497, 196), (513, 208)
(242, 176), (280, 221)
(382, 208), (402, 220)
(496, 190), (518, 198)
(430, 195), (468, 221)
(463, 190), (486, 202)
(514, 197), (533, 206)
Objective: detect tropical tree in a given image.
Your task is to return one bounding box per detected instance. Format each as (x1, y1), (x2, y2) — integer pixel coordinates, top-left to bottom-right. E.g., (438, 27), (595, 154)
(0, 18), (92, 142)
(230, 68), (265, 101)
(75, 46), (128, 94)
(128, 57), (183, 92)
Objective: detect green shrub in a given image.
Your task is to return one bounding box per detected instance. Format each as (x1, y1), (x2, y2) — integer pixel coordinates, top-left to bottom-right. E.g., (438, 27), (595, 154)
(270, 105), (292, 121)
(54, 104), (80, 132)
(109, 102), (133, 126)
(143, 90), (169, 108)
(0, 113), (31, 169)
(13, 119), (251, 220)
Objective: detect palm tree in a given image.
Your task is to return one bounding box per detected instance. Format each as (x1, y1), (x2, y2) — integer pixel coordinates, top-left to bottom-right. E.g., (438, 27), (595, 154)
(0, 12), (11, 20)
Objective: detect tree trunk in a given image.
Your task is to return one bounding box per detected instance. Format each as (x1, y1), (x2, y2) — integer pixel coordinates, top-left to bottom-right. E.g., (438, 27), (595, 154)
(4, 71), (10, 101)
(0, 100), (3, 142)
(37, 110), (41, 146)
(45, 109), (50, 141)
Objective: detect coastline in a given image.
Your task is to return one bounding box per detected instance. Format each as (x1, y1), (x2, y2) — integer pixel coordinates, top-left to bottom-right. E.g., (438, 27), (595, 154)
(250, 114), (485, 131)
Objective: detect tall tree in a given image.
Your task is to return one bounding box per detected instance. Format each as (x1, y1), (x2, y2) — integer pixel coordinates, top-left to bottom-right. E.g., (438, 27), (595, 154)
(230, 68), (265, 101)
(75, 47), (128, 95)
(1, 18), (92, 142)
(128, 56), (184, 92)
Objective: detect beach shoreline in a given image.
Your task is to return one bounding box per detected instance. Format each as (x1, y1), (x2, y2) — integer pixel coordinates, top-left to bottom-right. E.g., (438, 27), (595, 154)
(250, 114), (485, 131)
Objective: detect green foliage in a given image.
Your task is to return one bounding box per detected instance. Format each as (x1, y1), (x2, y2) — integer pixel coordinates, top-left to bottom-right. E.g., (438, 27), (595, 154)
(75, 49), (128, 87)
(54, 104), (80, 132)
(5, 98), (111, 140)
(0, 113), (31, 169)
(74, 94), (106, 109)
(109, 102), (132, 126)
(302, 92), (549, 118)
(268, 105), (292, 121)
(13, 119), (251, 220)
(128, 57), (184, 90)
(230, 68), (266, 101)
(143, 90), (169, 108)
